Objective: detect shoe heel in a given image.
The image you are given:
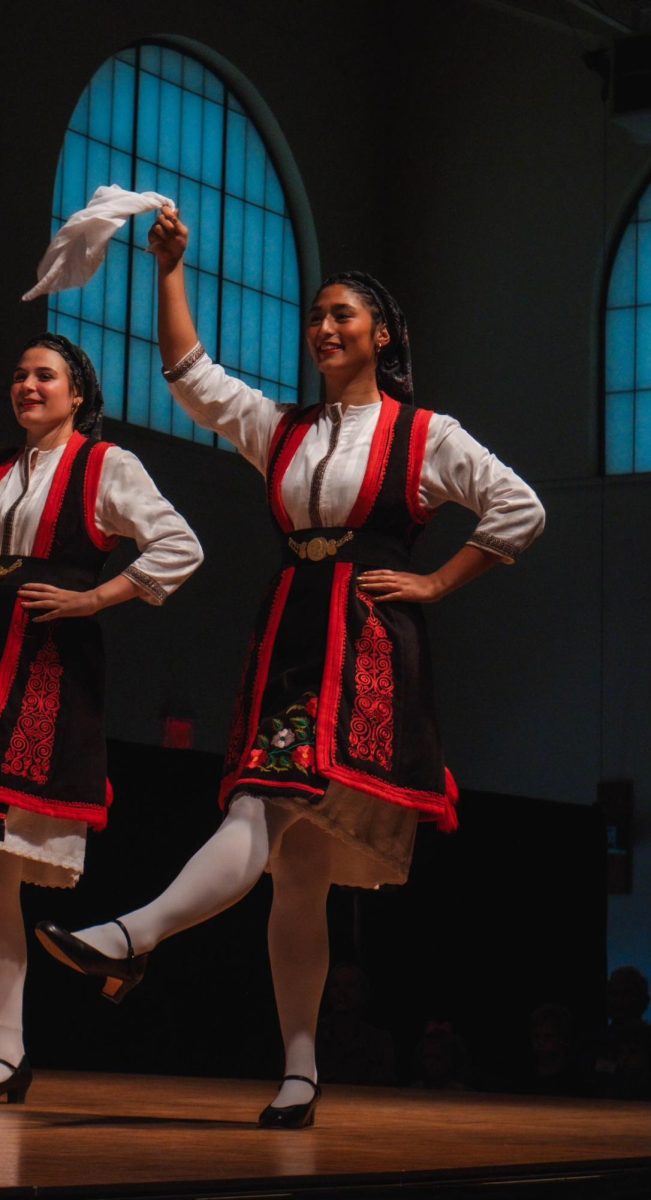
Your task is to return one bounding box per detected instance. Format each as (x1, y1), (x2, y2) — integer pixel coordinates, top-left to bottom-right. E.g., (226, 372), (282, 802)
(101, 976), (136, 1004)
(6, 1083), (29, 1104)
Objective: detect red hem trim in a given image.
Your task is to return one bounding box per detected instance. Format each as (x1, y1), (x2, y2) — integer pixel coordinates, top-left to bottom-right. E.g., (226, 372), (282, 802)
(0, 602), (28, 718)
(406, 407), (435, 525)
(346, 393), (400, 526)
(219, 567), (295, 808)
(0, 785), (108, 831)
(0, 451), (21, 484)
(84, 442), (119, 551)
(318, 761), (459, 830)
(32, 431), (86, 558)
(268, 408), (322, 533)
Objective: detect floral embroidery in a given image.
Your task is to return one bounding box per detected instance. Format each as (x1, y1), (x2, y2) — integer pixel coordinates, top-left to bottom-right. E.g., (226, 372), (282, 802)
(348, 593), (394, 772)
(2, 632), (63, 785)
(245, 692), (318, 777)
(271, 727), (295, 749)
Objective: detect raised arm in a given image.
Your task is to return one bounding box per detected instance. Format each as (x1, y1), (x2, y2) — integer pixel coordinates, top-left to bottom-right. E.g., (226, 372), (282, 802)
(148, 208), (287, 471)
(148, 207), (197, 371)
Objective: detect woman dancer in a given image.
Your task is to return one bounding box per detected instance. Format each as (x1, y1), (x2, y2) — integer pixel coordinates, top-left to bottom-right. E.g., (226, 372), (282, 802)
(38, 210), (545, 1127)
(0, 332), (202, 1102)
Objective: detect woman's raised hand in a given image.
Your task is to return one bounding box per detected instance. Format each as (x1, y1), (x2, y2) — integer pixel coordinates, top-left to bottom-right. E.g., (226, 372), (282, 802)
(148, 206), (188, 273)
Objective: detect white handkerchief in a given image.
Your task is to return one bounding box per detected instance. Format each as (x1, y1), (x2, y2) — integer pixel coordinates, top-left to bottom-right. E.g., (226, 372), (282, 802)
(22, 184), (175, 302)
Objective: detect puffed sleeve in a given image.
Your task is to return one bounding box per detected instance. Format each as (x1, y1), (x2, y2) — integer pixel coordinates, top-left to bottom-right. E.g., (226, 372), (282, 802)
(164, 343), (289, 474)
(95, 447), (204, 605)
(420, 413), (545, 562)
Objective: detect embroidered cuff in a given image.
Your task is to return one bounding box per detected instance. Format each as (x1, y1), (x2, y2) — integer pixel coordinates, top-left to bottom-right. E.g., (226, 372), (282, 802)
(122, 566), (167, 605)
(466, 532), (518, 564)
(161, 342), (206, 383)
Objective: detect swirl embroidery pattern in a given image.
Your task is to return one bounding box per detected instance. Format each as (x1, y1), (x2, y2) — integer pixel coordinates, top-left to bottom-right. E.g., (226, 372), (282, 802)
(2, 633), (63, 785)
(348, 593), (394, 771)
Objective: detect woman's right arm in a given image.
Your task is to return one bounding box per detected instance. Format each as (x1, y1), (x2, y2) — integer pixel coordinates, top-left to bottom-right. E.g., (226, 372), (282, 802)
(150, 208), (200, 371)
(149, 208), (286, 472)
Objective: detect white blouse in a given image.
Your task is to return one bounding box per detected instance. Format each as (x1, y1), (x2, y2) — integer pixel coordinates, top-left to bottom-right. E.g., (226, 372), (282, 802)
(169, 351), (545, 560)
(0, 444), (203, 601)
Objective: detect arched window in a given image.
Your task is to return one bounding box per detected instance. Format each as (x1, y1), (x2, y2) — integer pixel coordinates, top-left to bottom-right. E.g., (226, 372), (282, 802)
(49, 44), (302, 447)
(604, 182), (651, 473)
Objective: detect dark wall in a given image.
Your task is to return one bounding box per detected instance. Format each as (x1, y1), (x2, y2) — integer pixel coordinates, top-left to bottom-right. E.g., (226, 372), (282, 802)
(2, 0), (650, 993)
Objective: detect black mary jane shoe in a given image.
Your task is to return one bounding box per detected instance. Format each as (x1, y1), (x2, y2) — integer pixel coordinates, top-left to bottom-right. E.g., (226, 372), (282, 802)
(258, 1074), (321, 1129)
(0, 1056), (33, 1104)
(35, 918), (148, 1004)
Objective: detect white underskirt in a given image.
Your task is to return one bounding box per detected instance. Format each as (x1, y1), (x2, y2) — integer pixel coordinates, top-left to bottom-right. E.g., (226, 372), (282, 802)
(266, 780), (419, 889)
(0, 779), (418, 893)
(0, 807), (86, 888)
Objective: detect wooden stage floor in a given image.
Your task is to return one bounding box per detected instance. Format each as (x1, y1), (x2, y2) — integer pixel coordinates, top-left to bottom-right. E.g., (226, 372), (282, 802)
(1, 1070), (651, 1199)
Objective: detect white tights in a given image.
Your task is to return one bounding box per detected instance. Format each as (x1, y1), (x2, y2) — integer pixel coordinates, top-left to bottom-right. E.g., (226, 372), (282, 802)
(0, 852), (26, 1083)
(76, 794), (332, 1107)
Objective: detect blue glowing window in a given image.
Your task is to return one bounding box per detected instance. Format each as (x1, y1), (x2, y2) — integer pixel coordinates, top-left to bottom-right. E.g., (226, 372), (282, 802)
(49, 45), (301, 447)
(605, 184), (651, 473)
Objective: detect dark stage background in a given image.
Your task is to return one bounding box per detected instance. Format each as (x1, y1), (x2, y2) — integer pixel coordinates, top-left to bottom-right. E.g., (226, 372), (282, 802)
(21, 739), (608, 1092)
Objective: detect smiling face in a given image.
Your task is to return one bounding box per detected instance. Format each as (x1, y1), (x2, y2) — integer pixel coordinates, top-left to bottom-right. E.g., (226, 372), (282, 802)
(306, 284), (389, 386)
(11, 347), (82, 446)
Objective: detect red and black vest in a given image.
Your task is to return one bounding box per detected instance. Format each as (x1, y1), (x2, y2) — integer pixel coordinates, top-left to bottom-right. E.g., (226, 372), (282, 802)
(0, 432), (117, 831)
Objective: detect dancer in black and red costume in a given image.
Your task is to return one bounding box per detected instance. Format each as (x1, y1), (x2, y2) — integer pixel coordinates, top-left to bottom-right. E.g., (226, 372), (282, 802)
(0, 333), (202, 1102)
(38, 210), (544, 1128)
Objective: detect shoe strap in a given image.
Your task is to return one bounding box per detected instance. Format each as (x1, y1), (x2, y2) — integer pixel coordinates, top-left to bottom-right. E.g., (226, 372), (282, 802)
(282, 1074), (319, 1093)
(0, 1058), (18, 1072)
(112, 918), (134, 960)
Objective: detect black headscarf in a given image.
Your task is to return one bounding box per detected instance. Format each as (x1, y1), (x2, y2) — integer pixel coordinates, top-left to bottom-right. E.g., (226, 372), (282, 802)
(18, 333), (104, 440)
(315, 270), (414, 405)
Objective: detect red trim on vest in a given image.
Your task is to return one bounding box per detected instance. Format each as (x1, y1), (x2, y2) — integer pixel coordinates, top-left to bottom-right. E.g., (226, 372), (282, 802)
(0, 432), (88, 724)
(316, 560), (352, 771)
(406, 407), (435, 525)
(1, 630), (63, 786)
(32, 431), (87, 559)
(0, 451), (21, 484)
(267, 409), (298, 479)
(0, 603), (29, 718)
(84, 442), (119, 551)
(268, 408), (322, 533)
(346, 393), (400, 527)
(0, 783), (108, 831)
(219, 567), (296, 808)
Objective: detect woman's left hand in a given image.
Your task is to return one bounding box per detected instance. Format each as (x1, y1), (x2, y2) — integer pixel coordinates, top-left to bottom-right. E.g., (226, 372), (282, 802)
(357, 570), (441, 604)
(18, 584), (100, 623)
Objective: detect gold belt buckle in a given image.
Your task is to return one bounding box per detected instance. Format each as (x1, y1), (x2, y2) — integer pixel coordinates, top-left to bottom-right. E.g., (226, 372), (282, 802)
(289, 532), (354, 562)
(0, 558), (23, 578)
(306, 537), (328, 562)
